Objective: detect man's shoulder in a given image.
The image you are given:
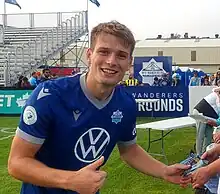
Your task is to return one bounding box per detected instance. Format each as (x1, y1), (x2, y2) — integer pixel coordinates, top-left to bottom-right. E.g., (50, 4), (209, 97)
(28, 77), (35, 82)
(29, 74), (81, 102)
(45, 74), (81, 92)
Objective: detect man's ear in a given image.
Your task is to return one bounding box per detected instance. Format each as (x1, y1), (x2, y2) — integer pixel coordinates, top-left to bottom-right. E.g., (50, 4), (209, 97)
(86, 48), (93, 66)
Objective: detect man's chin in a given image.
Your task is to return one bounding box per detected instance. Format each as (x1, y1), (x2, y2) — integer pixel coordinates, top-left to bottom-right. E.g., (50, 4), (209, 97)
(99, 79), (118, 87)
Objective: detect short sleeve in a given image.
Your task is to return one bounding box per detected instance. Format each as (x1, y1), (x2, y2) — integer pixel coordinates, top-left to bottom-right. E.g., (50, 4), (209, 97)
(16, 81), (55, 145)
(117, 96), (137, 146)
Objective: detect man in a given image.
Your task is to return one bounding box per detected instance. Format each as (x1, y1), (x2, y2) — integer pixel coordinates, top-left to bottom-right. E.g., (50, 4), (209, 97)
(8, 21), (191, 194)
(193, 88), (220, 157)
(28, 72), (38, 87)
(191, 142), (220, 194)
(125, 74), (139, 86)
(159, 72), (171, 86)
(189, 71), (201, 86)
(191, 87), (220, 194)
(172, 73), (181, 87)
(39, 68), (51, 83)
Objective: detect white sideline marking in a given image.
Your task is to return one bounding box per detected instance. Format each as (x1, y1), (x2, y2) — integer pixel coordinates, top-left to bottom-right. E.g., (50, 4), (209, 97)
(0, 128), (16, 141)
(0, 135), (14, 141)
(0, 128), (15, 134)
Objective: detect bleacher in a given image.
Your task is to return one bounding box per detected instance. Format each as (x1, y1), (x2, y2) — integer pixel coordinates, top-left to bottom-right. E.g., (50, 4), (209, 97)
(0, 11), (88, 87)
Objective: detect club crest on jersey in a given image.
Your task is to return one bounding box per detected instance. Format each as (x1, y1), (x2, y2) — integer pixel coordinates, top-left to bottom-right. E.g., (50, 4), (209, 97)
(23, 106), (37, 125)
(111, 110), (123, 124)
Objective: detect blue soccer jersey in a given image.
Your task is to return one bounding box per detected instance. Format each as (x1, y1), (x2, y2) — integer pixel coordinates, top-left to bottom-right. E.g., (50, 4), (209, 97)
(17, 73), (137, 194)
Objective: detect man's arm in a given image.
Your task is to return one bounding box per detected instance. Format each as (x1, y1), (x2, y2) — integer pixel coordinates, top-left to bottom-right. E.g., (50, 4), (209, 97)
(191, 145), (220, 188)
(118, 143), (167, 179)
(8, 135), (107, 193)
(118, 143), (191, 186)
(8, 135), (74, 189)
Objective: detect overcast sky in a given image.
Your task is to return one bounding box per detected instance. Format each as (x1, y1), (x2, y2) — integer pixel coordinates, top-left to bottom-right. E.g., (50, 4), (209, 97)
(0, 0), (220, 40)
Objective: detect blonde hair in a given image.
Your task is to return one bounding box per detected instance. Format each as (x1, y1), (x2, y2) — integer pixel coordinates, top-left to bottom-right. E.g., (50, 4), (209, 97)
(90, 20), (136, 56)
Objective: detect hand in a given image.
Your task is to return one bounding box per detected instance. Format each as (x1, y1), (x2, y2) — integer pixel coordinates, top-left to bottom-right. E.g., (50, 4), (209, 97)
(163, 164), (191, 187)
(66, 156), (107, 194)
(213, 132), (220, 143)
(207, 120), (217, 127)
(191, 166), (210, 189)
(201, 148), (220, 163)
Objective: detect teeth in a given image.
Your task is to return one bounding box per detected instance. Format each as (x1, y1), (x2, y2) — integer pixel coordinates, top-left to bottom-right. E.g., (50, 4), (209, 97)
(102, 69), (117, 74)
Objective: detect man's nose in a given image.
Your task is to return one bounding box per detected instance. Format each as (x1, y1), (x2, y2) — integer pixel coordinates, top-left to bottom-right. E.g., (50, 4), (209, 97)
(106, 53), (117, 66)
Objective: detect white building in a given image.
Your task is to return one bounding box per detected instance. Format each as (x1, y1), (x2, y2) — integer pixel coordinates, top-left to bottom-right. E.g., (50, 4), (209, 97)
(50, 37), (220, 74)
(134, 38), (220, 73)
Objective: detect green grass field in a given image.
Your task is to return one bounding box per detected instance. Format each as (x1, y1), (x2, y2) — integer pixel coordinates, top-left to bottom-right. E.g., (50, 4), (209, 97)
(0, 116), (196, 194)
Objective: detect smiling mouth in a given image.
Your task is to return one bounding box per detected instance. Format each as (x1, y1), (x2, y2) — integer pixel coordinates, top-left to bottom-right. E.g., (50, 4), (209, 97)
(101, 68), (118, 75)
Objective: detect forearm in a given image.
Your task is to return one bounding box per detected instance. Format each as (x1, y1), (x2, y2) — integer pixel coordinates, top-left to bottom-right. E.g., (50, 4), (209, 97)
(119, 144), (167, 179)
(207, 158), (220, 177)
(204, 145), (220, 176)
(8, 157), (74, 190)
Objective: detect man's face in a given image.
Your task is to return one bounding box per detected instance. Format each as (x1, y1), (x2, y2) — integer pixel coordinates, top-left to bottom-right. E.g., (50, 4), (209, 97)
(204, 79), (209, 84)
(86, 33), (132, 86)
(33, 73), (37, 78)
(44, 71), (50, 78)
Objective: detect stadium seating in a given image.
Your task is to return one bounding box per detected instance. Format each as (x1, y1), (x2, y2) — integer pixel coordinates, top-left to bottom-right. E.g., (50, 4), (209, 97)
(0, 11), (88, 87)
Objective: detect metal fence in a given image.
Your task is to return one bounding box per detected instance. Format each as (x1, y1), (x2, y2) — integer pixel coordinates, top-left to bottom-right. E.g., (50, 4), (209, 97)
(0, 11), (87, 28)
(0, 26), (3, 44)
(0, 11), (88, 86)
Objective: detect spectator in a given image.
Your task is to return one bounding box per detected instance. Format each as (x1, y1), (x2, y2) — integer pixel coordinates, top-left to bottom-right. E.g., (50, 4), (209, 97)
(40, 68), (51, 83)
(15, 75), (24, 88)
(125, 74), (139, 86)
(202, 78), (211, 86)
(192, 88), (220, 156)
(201, 74), (209, 85)
(36, 72), (42, 82)
(172, 73), (181, 86)
(209, 74), (215, 86)
(20, 77), (32, 89)
(189, 72), (201, 86)
(152, 77), (160, 86)
(214, 71), (220, 86)
(28, 72), (38, 87)
(191, 129), (220, 193)
(159, 73), (171, 86)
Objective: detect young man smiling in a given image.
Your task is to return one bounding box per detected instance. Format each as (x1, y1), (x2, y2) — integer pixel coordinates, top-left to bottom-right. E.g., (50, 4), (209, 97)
(8, 21), (191, 194)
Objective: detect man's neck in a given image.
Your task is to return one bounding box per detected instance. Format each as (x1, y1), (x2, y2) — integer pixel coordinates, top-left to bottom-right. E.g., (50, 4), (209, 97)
(85, 73), (115, 101)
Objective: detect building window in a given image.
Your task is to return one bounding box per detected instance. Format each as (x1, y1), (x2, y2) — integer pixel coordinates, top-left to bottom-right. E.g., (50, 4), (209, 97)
(158, 51), (163, 56)
(191, 50), (196, 61)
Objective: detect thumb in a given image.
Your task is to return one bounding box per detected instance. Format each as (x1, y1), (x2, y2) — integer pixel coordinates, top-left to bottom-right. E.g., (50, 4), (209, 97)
(173, 163), (191, 170)
(86, 156), (105, 170)
(201, 152), (208, 160)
